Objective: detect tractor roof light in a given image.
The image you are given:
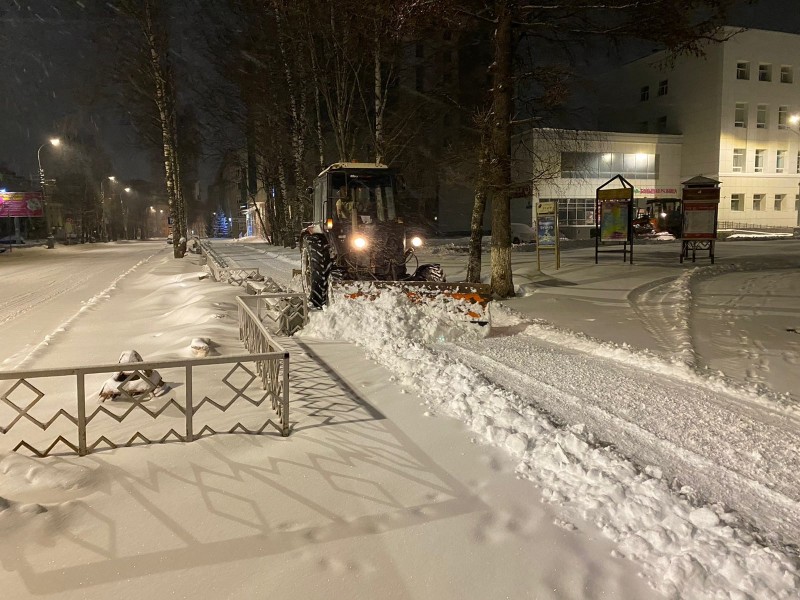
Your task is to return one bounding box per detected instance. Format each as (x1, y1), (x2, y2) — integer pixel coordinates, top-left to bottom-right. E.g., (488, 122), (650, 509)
(352, 235), (368, 250)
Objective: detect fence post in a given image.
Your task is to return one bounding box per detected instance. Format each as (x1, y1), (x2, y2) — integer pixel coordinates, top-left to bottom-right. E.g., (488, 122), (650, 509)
(185, 365), (193, 442)
(77, 372), (87, 456)
(282, 353), (290, 436)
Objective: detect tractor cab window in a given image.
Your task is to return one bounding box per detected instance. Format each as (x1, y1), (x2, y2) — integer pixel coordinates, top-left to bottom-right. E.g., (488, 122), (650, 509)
(347, 173), (397, 223)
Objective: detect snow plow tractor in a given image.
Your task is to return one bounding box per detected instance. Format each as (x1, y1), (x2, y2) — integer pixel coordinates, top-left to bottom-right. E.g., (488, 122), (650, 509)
(299, 163), (491, 323)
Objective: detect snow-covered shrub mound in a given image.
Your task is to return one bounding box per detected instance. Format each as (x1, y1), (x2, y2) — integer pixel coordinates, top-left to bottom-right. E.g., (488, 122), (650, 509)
(98, 350), (168, 401)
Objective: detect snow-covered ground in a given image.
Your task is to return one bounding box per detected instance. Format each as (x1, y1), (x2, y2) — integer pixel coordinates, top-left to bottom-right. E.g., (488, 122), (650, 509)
(1, 237), (799, 599)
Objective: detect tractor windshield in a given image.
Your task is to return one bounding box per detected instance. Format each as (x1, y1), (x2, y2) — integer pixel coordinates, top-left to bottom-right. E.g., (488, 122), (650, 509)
(343, 172), (397, 223)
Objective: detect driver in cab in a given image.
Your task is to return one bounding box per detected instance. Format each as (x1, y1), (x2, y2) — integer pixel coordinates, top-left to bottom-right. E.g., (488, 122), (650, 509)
(335, 186), (353, 220)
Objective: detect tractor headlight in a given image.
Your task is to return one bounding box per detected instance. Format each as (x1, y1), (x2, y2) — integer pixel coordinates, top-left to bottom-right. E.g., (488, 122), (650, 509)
(410, 236), (423, 247)
(352, 235), (368, 250)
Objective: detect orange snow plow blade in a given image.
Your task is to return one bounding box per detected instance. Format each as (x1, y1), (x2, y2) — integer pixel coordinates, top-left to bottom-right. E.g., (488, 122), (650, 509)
(332, 281), (492, 324)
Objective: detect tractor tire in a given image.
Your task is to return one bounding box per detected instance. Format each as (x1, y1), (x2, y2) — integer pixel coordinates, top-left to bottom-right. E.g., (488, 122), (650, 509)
(302, 236), (331, 308)
(415, 264), (446, 283)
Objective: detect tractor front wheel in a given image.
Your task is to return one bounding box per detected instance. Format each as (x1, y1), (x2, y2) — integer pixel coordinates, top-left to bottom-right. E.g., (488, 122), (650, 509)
(302, 236), (331, 308)
(415, 264), (446, 282)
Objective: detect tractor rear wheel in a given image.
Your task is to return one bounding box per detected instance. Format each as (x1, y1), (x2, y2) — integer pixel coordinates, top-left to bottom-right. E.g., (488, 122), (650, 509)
(302, 236), (331, 308)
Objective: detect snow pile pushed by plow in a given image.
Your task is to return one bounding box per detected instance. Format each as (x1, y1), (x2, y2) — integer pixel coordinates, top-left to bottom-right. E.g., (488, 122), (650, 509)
(301, 292), (800, 599)
(329, 280), (492, 329)
(317, 284), (491, 345)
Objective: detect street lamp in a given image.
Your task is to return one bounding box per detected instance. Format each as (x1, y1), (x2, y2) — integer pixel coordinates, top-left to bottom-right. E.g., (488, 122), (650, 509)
(100, 176), (117, 242)
(120, 186), (133, 239)
(36, 137), (61, 234)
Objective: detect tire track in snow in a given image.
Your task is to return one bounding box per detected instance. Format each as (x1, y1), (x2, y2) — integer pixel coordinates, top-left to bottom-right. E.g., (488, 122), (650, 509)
(11, 253), (158, 369)
(442, 340), (800, 547)
(0, 272), (93, 326)
(627, 274), (696, 366)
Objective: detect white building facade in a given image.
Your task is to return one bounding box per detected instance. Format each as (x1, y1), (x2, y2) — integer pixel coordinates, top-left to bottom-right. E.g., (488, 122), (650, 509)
(528, 131), (684, 239)
(598, 27), (800, 230)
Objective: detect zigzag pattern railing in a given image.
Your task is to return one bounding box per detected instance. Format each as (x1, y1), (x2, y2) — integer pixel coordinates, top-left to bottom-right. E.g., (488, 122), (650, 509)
(0, 352), (290, 457)
(199, 241), (263, 287)
(238, 293), (308, 338)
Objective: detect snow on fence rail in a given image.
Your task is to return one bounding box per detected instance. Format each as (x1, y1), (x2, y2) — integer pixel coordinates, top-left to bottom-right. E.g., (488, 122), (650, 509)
(0, 351), (290, 457)
(238, 292), (308, 337)
(200, 240), (262, 287)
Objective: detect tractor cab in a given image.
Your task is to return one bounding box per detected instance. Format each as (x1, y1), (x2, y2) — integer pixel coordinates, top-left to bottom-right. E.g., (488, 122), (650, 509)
(300, 162), (490, 317)
(313, 163), (400, 230)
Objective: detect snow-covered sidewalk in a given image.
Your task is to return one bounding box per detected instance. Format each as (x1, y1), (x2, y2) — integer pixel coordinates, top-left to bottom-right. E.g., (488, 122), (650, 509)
(2, 238), (799, 599)
(0, 242), (659, 599)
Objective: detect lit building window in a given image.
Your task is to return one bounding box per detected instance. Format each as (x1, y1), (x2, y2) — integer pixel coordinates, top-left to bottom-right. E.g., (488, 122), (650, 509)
(757, 104), (768, 128)
(754, 149), (765, 172)
(735, 103), (747, 127)
(732, 148), (745, 172)
(736, 62), (749, 80)
(559, 152), (658, 179)
(778, 106), (788, 129)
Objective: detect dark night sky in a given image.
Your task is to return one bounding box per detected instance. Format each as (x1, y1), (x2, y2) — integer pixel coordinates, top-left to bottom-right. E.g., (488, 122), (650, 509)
(0, 0), (798, 193)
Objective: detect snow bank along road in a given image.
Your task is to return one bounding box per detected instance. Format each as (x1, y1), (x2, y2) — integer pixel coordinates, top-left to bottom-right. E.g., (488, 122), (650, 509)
(211, 239), (800, 599)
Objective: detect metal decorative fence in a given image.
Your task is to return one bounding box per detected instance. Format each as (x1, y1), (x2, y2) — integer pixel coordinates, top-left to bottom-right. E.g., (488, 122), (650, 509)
(238, 292), (308, 344)
(200, 241), (263, 287)
(0, 352), (289, 457)
(718, 221), (796, 233)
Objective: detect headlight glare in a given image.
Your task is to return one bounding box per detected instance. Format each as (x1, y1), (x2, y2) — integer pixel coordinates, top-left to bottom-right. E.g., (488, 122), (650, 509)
(410, 236), (423, 247)
(352, 236), (368, 250)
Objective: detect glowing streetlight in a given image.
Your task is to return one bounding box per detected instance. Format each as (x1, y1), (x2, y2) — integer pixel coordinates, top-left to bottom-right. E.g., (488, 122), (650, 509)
(37, 137), (62, 233)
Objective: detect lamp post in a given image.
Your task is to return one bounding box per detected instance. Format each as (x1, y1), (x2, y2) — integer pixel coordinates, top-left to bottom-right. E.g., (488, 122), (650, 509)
(100, 176), (116, 242)
(121, 187), (132, 239)
(36, 137), (61, 235)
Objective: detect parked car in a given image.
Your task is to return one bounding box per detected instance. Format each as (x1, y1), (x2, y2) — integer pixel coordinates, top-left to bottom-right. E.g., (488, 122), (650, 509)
(510, 222), (536, 244)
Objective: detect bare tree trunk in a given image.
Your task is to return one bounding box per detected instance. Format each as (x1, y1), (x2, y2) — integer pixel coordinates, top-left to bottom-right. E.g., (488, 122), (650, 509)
(488, 0), (514, 297)
(467, 115), (492, 283)
(273, 2), (309, 243)
(374, 28), (384, 164)
(276, 159), (291, 246)
(313, 78), (325, 170)
(143, 0), (185, 258)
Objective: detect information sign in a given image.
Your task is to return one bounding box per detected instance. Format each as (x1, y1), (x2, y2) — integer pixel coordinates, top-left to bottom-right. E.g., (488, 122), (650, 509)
(0, 192), (44, 218)
(599, 201), (630, 242)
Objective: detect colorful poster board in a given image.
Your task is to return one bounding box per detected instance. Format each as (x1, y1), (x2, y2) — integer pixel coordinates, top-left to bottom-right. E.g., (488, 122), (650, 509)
(599, 200), (630, 242)
(595, 176), (635, 264)
(0, 192), (44, 218)
(536, 201), (557, 248)
(535, 200), (560, 269)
